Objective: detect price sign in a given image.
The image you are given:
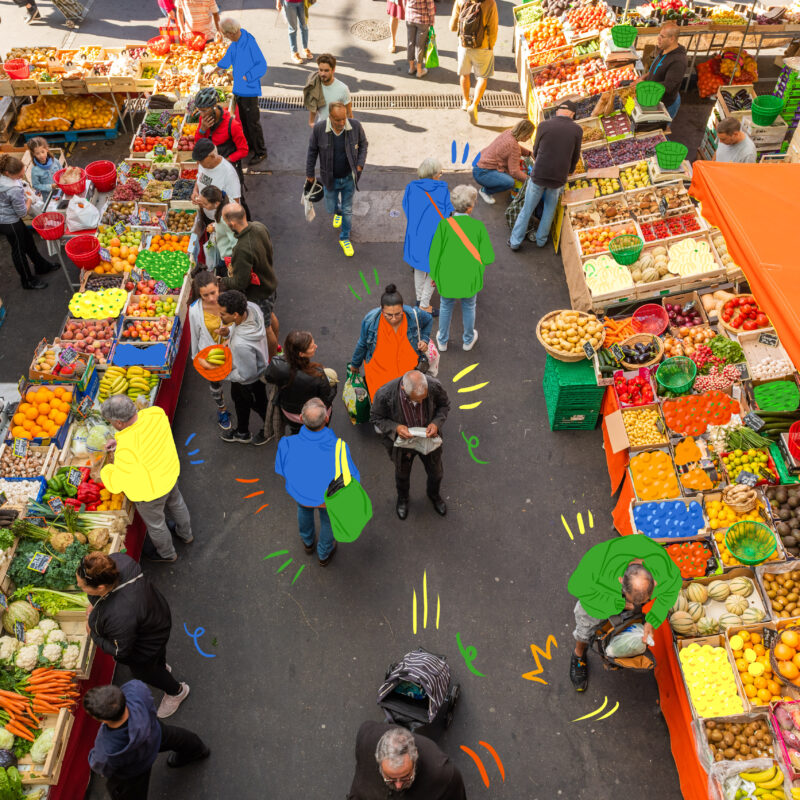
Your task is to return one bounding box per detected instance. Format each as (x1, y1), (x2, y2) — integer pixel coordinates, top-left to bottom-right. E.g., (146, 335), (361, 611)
(13, 622), (24, 643)
(655, 418), (666, 435)
(67, 467), (83, 488)
(658, 197), (668, 217)
(24, 594), (40, 612)
(736, 470), (759, 487)
(57, 347), (78, 367)
(48, 496), (64, 514)
(26, 517), (46, 528)
(114, 222), (126, 236)
(27, 552), (52, 573)
(682, 301), (695, 313)
(100, 247), (111, 262)
(744, 411), (765, 432)
(138, 177), (149, 190)
(0, 593), (8, 610)
(12, 438), (28, 458)
(118, 161), (130, 177)
(611, 343), (624, 362)
(160, 188), (172, 201)
(762, 627), (779, 649)
(154, 280), (168, 295)
(139, 208), (151, 224)
(157, 217), (167, 232)
(75, 394), (92, 419)
(128, 214), (139, 225)
(734, 362), (750, 381)
(583, 341), (595, 360)
(154, 144), (167, 156)
(759, 331), (779, 347)
(0, 491), (6, 508)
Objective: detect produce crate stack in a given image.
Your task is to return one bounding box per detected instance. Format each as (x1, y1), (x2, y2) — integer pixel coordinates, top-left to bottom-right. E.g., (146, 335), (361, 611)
(774, 66), (800, 130)
(543, 355), (606, 431)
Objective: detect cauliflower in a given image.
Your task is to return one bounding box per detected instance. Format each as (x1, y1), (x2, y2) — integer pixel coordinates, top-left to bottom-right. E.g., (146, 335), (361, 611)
(37, 619), (59, 634)
(46, 629), (66, 644)
(41, 643), (63, 664)
(24, 629), (45, 647)
(14, 644), (38, 671)
(61, 644), (80, 670)
(0, 637), (19, 662)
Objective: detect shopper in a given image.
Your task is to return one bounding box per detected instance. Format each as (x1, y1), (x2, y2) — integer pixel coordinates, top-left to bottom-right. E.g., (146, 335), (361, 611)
(99, 396), (192, 564)
(0, 153), (57, 290)
(714, 117), (757, 163)
(276, 0), (311, 64)
(191, 138), (242, 206)
(640, 22), (687, 119)
(13, 0), (40, 24)
(371, 370), (450, 520)
(567, 535), (682, 692)
(306, 102), (368, 258)
(386, 0), (406, 53)
(189, 271), (232, 431)
(450, 0), (499, 124)
(347, 722), (466, 800)
(85, 681), (209, 800)
(217, 289), (269, 445)
(304, 54), (352, 127)
(193, 89), (248, 185)
(218, 18), (268, 166)
(27, 137), (61, 195)
(77, 552), (190, 719)
(402, 158), (453, 316)
(350, 284), (431, 401)
(191, 185), (236, 271)
(276, 398), (360, 566)
(472, 120), (534, 204)
(177, 0), (222, 42)
(430, 185), (495, 353)
(508, 100), (582, 250)
(157, 0), (177, 23)
(266, 330), (337, 434)
(406, 0), (436, 78)
(220, 203), (279, 358)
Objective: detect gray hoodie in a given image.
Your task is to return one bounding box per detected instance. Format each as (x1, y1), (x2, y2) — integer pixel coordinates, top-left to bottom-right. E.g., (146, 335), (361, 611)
(228, 301), (269, 385)
(0, 174), (28, 225)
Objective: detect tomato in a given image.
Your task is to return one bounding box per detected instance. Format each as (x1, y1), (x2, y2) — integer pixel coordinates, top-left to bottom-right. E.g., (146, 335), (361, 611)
(743, 319), (758, 330)
(756, 313), (768, 326)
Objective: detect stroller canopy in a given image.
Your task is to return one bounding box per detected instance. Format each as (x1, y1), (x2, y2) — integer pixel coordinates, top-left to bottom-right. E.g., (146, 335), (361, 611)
(377, 648), (451, 723)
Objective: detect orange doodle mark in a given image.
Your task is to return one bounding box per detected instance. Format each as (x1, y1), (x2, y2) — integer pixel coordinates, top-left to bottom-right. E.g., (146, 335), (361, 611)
(522, 635), (558, 684)
(460, 742), (505, 788)
(243, 491), (264, 499)
(235, 479), (269, 514)
(236, 478), (260, 483)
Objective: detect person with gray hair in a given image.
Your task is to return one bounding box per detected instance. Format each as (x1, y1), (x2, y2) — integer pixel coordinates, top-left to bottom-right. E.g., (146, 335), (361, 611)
(402, 158), (453, 316)
(428, 184), (494, 353)
(99, 398), (192, 564)
(347, 721), (466, 798)
(276, 399), (361, 566)
(371, 369), (450, 520)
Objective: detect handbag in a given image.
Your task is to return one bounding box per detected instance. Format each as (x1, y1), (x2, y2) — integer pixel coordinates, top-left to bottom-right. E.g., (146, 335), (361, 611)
(424, 191), (482, 264)
(324, 439), (372, 543)
(425, 27), (439, 69)
(411, 308), (430, 374)
(343, 370), (371, 424)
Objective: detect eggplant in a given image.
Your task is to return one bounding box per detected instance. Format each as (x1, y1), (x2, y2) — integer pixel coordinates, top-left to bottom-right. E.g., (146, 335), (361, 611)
(0, 750), (17, 768)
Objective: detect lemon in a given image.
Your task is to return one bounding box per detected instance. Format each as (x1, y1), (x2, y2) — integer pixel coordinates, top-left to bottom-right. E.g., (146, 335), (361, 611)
(748, 662), (765, 677)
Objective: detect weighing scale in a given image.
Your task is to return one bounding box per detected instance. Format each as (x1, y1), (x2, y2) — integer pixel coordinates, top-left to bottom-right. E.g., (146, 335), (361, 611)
(0, 384), (21, 443)
(647, 156), (692, 184)
(630, 100), (672, 130)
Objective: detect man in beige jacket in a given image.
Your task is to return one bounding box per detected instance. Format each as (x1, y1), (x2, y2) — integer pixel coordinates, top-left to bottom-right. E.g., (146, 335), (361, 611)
(450, 0), (498, 124)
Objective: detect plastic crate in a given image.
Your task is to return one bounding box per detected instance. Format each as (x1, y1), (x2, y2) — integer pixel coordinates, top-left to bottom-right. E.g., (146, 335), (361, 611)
(543, 356), (606, 430)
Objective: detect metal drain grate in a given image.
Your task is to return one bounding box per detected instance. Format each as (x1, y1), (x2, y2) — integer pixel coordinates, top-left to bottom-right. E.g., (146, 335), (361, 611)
(349, 19), (391, 41)
(259, 92), (524, 111)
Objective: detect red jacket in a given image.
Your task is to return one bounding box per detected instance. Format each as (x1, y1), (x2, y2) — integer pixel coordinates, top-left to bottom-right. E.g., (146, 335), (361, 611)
(194, 108), (248, 163)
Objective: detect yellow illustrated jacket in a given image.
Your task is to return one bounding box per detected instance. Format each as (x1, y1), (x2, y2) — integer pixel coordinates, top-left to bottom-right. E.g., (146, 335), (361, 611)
(100, 407), (180, 502)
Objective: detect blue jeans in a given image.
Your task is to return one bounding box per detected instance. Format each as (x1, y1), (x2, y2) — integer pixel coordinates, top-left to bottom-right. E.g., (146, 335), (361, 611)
(666, 94), (681, 119)
(510, 181), (563, 248)
(297, 504), (334, 560)
(283, 2), (309, 53)
(472, 166), (516, 195)
(324, 175), (355, 241)
(437, 294), (477, 347)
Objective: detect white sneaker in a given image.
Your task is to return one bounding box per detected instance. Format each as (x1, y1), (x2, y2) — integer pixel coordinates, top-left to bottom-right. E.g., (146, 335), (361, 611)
(461, 99), (469, 111)
(463, 329), (479, 351)
(436, 334), (448, 352)
(157, 682), (190, 718)
(468, 103), (478, 124)
(478, 188), (495, 205)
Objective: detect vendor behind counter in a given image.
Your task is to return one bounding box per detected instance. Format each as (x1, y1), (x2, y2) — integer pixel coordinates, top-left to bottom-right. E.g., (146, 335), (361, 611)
(641, 23), (687, 120)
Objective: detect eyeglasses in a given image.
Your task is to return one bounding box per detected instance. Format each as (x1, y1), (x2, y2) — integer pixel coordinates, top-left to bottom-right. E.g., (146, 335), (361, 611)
(76, 557), (89, 582)
(380, 764), (416, 789)
(383, 311), (404, 320)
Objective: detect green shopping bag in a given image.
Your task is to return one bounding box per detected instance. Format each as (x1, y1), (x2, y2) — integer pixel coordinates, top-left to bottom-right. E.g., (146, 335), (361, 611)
(343, 369), (371, 424)
(325, 439), (372, 543)
(425, 26), (439, 69)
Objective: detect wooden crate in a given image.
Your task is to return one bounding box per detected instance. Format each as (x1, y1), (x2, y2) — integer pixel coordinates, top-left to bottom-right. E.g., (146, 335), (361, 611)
(0, 443), (58, 480)
(18, 709), (74, 786)
(56, 608), (95, 680)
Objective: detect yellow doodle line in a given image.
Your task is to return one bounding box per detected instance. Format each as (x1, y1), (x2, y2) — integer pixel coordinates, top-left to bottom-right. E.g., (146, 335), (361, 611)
(413, 571), (440, 635)
(561, 511), (594, 541)
(572, 696), (620, 722)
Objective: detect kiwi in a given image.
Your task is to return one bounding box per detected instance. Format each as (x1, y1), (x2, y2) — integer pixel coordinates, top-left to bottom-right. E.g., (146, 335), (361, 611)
(780, 508), (792, 521)
(784, 535), (798, 548)
(778, 522), (791, 536)
(789, 496), (799, 509)
(777, 489), (789, 504)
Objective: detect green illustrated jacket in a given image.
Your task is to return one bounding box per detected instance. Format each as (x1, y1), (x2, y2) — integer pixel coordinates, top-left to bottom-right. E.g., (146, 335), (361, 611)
(567, 535), (682, 629)
(429, 215), (495, 299)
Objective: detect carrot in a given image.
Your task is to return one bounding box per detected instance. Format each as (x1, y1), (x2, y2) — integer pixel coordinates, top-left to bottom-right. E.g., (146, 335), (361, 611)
(5, 723), (34, 741)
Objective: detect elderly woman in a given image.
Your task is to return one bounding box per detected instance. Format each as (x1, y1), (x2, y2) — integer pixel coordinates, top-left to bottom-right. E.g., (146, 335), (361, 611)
(472, 120), (534, 205)
(429, 185), (495, 353)
(402, 158), (453, 317)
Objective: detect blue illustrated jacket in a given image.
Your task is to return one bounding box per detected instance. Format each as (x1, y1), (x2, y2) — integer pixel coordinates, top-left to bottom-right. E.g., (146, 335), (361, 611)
(350, 306), (432, 369)
(276, 426), (360, 507)
(30, 156), (61, 195)
(402, 178), (453, 273)
(217, 29), (267, 97)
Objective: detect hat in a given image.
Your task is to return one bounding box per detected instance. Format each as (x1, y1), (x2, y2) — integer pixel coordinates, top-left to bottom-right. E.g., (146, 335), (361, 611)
(192, 138), (215, 161)
(557, 100), (578, 114)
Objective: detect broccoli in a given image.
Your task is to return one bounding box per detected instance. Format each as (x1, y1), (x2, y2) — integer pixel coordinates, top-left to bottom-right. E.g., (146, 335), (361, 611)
(8, 541), (88, 592)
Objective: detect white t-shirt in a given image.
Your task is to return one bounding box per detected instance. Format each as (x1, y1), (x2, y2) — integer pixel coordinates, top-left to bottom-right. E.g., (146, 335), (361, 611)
(318, 78), (351, 118)
(716, 134), (757, 164)
(196, 158), (241, 203)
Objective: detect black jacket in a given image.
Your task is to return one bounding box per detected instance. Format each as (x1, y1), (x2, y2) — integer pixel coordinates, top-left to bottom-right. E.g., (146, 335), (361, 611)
(306, 119), (368, 191)
(532, 115), (583, 189)
(219, 221), (277, 302)
(265, 355), (337, 414)
(87, 554), (172, 666)
(370, 375), (450, 438)
(646, 44), (688, 107)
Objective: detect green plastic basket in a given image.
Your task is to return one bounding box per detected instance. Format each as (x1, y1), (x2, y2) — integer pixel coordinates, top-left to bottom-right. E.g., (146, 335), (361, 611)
(751, 94), (783, 126)
(655, 356), (697, 394)
(636, 80), (665, 108)
(608, 234), (643, 265)
(610, 25), (637, 48)
(655, 141), (688, 171)
(725, 520), (777, 565)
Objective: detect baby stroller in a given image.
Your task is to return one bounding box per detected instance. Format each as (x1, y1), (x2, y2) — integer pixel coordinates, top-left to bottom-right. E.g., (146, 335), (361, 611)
(377, 648), (460, 739)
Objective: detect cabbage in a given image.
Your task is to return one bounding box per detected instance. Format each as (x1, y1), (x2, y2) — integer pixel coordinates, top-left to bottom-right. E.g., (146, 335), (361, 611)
(71, 424), (89, 456)
(86, 424), (113, 454)
(0, 730), (13, 751)
(30, 728), (55, 764)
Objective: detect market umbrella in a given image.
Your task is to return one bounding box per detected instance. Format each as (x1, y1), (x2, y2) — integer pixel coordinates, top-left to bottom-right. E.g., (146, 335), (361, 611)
(727, 0), (794, 85)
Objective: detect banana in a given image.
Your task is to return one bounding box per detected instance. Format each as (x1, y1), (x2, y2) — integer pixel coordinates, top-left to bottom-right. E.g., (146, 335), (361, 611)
(758, 771), (786, 791)
(791, 790), (800, 800)
(741, 767), (777, 783)
(126, 366), (145, 376)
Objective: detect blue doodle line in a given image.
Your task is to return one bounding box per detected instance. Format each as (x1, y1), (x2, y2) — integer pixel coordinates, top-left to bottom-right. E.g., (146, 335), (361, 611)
(183, 623), (216, 658)
(450, 140), (481, 167)
(185, 433), (196, 446)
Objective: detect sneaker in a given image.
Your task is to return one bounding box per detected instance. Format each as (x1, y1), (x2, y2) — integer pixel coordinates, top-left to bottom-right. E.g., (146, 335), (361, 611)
(248, 153), (267, 166)
(506, 238), (520, 252)
(339, 239), (354, 257)
(24, 7), (41, 23)
(332, 214), (342, 229)
(435, 334), (448, 352)
(217, 410), (232, 431)
(468, 103), (478, 124)
(478, 188), (495, 205)
(463, 329), (478, 351)
(22, 278), (47, 290)
(220, 430), (252, 444)
(461, 99), (469, 111)
(251, 432), (268, 446)
(570, 653), (589, 692)
(319, 541), (337, 566)
(157, 682), (190, 718)
(144, 552), (178, 564)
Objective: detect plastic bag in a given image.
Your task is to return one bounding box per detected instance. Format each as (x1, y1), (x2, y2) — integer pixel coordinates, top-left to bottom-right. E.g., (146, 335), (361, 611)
(426, 339), (440, 377)
(343, 371), (371, 425)
(604, 624), (647, 659)
(708, 757), (786, 800)
(65, 196), (99, 230)
(425, 27), (439, 69)
(302, 192), (315, 223)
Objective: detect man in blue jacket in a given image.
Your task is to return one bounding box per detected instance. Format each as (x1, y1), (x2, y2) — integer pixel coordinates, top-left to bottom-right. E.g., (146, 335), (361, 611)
(85, 680), (209, 800)
(276, 397), (360, 566)
(218, 17), (268, 166)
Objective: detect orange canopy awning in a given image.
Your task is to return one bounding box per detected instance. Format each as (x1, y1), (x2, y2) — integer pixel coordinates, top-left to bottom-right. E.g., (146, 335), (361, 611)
(689, 162), (800, 367)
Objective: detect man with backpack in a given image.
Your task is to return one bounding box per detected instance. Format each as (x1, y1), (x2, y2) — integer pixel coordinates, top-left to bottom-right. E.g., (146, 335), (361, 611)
(449, 0), (498, 124)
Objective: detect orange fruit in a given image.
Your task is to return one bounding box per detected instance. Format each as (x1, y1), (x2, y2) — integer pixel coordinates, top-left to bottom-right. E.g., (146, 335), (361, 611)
(754, 676), (768, 689)
(735, 658), (748, 672)
(739, 631), (751, 642)
(38, 403), (50, 416)
(768, 680), (782, 695)
(754, 644), (765, 656)
(10, 426), (29, 439)
(775, 643), (796, 662)
(127, 254), (137, 265)
(109, 237), (120, 247)
(35, 415), (49, 428)
(53, 411), (67, 426)
(744, 684), (757, 698)
(48, 409), (59, 421)
(52, 387), (64, 399)
(792, 652), (800, 671)
(779, 661), (799, 681)
(757, 688), (771, 704)
(24, 406), (38, 420)
(22, 420), (35, 432)
(740, 672), (754, 685)
(62, 392), (73, 404)
(783, 630), (800, 649)
(12, 412), (25, 426)
(751, 633), (762, 645)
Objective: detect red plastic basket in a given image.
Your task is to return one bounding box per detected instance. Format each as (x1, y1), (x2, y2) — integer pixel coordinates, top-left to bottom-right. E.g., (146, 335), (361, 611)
(32, 212), (65, 241)
(85, 161), (117, 193)
(65, 235), (101, 270)
(147, 35), (171, 56)
(54, 168), (86, 196)
(4, 59), (29, 80)
(632, 303), (669, 335)
(788, 421), (800, 461)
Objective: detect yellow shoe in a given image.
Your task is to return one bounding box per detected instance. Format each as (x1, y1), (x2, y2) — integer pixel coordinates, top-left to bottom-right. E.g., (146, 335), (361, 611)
(339, 239), (354, 257)
(333, 214), (342, 229)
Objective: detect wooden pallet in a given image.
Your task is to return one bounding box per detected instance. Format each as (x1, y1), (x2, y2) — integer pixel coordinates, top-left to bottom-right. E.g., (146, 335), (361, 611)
(21, 120), (120, 144)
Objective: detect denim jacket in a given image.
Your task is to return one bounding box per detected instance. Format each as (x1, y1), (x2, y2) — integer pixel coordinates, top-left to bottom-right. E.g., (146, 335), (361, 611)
(350, 305), (432, 369)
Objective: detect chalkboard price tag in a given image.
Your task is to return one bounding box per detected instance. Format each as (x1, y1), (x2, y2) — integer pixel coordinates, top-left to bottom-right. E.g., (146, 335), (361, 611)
(48, 496), (64, 514)
(762, 627), (779, 649)
(160, 188), (172, 201)
(611, 343), (624, 362)
(759, 331), (779, 347)
(734, 362), (750, 381)
(67, 467), (83, 488)
(114, 222), (126, 236)
(159, 110), (170, 124)
(682, 301), (695, 313)
(139, 208), (151, 224)
(100, 247), (111, 262)
(76, 394), (92, 419)
(138, 177), (149, 190)
(26, 517), (46, 528)
(736, 470), (759, 487)
(0, 593), (8, 610)
(583, 341), (595, 360)
(154, 144), (167, 156)
(24, 594), (39, 612)
(27, 552), (52, 574)
(0, 492), (6, 508)
(157, 217), (167, 232)
(655, 418), (666, 435)
(118, 161), (130, 177)
(658, 197), (668, 217)
(13, 622), (24, 643)
(154, 280), (168, 295)
(57, 347), (78, 367)
(12, 438), (28, 458)
(744, 412), (765, 432)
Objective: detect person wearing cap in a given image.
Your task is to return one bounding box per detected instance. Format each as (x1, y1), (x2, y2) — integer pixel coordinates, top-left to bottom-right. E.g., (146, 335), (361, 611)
(714, 117), (757, 163)
(191, 139), (242, 212)
(508, 100), (582, 251)
(640, 22), (687, 119)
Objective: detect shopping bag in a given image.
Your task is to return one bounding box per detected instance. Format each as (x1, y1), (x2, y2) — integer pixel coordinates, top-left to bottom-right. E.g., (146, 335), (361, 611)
(65, 196), (99, 230)
(342, 370), (371, 425)
(301, 192), (316, 223)
(426, 339), (440, 377)
(425, 27), (439, 69)
(158, 23), (181, 44)
(325, 439), (372, 543)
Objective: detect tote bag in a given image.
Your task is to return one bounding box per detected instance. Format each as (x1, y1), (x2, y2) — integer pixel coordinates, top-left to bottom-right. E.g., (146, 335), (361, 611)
(325, 439), (372, 543)
(425, 27), (440, 69)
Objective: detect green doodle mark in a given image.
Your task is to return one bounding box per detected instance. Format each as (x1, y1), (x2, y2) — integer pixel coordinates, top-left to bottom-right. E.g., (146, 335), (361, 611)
(461, 431), (488, 464)
(456, 632), (486, 677)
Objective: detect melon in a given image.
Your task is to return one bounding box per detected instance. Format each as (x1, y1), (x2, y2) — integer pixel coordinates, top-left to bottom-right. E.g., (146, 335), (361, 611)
(741, 607), (764, 624)
(672, 592), (688, 613)
(729, 577), (754, 598)
(707, 581), (731, 602)
(638, 253), (656, 272)
(670, 611), (696, 635)
(641, 267), (659, 283)
(726, 596), (749, 615)
(697, 616), (719, 635)
(1, 601), (39, 635)
(687, 601), (703, 621)
(687, 583), (708, 605)
(630, 268), (643, 283)
(652, 246), (668, 257)
(718, 613), (742, 630)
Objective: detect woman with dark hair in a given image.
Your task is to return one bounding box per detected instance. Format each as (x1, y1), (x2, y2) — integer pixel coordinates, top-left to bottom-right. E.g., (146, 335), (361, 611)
(76, 552), (190, 719)
(192, 184), (236, 271)
(350, 284), (432, 400)
(266, 330), (337, 434)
